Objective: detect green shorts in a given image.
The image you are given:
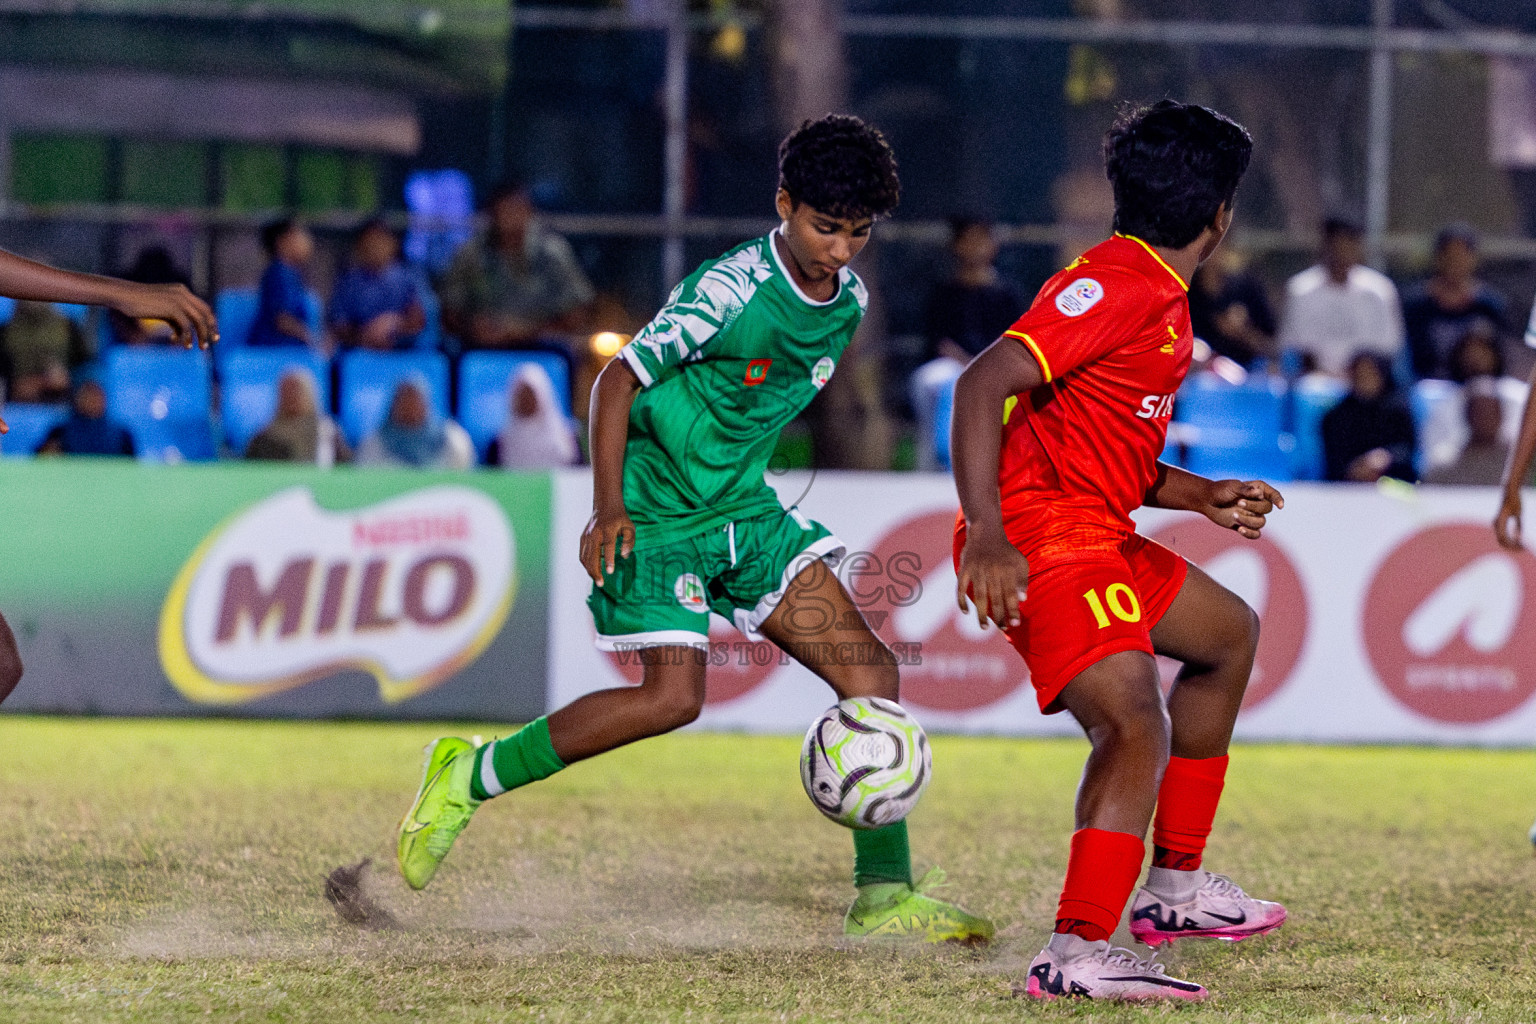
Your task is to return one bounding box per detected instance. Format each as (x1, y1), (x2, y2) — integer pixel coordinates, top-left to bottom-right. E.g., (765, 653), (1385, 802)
(589, 508), (845, 651)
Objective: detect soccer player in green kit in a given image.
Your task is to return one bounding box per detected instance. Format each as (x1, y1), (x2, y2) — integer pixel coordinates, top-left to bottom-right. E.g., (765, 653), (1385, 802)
(396, 114), (992, 943)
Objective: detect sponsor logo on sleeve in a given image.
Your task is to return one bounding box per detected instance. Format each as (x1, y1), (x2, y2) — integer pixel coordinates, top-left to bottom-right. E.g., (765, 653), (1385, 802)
(1055, 278), (1104, 317)
(158, 486), (515, 705)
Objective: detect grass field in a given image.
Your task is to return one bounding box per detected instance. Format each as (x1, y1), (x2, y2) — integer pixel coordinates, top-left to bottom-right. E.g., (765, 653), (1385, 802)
(0, 717), (1533, 1022)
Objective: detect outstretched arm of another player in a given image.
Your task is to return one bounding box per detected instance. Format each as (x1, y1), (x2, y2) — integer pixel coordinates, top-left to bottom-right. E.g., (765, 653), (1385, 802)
(1495, 362), (1536, 550)
(0, 248), (215, 350)
(579, 356), (642, 586)
(1144, 461), (1284, 540)
(951, 337), (1044, 629)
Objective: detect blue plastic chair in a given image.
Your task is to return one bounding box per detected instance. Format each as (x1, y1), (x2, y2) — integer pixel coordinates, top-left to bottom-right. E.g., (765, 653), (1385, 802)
(338, 350), (451, 446)
(303, 289), (324, 342)
(1289, 376), (1347, 480)
(1411, 377), (1464, 477)
(131, 419), (219, 463)
(102, 347), (216, 463)
(456, 351), (573, 460)
(1175, 374), (1293, 482)
(219, 349), (333, 456)
(215, 288), (260, 348)
(412, 281), (442, 351)
(0, 403), (68, 457)
(932, 375), (956, 471)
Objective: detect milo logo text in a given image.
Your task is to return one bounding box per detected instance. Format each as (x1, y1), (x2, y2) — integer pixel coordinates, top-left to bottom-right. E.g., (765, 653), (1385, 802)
(159, 486), (515, 705)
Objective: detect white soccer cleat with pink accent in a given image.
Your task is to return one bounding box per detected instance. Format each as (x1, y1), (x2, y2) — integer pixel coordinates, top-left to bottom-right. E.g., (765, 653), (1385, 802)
(1023, 939), (1207, 1002)
(1129, 871), (1287, 947)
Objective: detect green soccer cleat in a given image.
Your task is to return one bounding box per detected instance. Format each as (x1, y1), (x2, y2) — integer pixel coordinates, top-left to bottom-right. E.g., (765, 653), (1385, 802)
(397, 736), (481, 891)
(843, 866), (995, 944)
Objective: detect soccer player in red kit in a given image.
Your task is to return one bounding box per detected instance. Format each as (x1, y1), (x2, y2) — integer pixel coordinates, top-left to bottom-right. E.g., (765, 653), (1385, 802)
(951, 101), (1286, 1002)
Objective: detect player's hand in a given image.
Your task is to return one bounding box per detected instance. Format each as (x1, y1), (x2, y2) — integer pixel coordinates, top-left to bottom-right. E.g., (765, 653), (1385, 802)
(1203, 478), (1284, 540)
(1495, 490), (1523, 551)
(581, 504), (635, 586)
(955, 526), (1030, 630)
(109, 282), (218, 350)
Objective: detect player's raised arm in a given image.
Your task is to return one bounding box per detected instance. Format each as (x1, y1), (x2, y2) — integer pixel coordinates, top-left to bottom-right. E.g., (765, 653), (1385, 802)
(0, 248), (215, 350)
(1144, 460), (1284, 540)
(950, 336), (1044, 628)
(579, 355), (641, 585)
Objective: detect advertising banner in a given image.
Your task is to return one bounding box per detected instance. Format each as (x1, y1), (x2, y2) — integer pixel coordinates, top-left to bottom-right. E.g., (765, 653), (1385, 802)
(0, 461), (549, 719)
(549, 471), (1536, 746)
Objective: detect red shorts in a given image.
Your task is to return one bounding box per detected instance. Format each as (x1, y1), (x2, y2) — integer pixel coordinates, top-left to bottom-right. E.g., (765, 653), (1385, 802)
(952, 524), (1188, 713)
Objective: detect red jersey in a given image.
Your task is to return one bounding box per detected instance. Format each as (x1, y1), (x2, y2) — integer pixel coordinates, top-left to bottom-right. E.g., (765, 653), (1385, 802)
(995, 234), (1192, 565)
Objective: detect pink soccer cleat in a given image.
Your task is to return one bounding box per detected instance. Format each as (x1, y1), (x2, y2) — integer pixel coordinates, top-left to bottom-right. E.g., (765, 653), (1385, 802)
(1022, 938), (1207, 1002)
(1129, 871), (1287, 947)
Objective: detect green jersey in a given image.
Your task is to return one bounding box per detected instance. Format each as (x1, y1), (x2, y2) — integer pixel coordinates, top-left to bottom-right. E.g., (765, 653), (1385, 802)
(617, 231), (868, 546)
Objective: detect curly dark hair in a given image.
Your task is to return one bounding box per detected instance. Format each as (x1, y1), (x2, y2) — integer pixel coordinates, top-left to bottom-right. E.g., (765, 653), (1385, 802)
(1104, 100), (1253, 249)
(778, 114), (900, 222)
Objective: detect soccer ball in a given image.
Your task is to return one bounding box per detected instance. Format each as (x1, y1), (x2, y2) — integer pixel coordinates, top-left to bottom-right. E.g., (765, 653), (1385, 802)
(800, 697), (931, 830)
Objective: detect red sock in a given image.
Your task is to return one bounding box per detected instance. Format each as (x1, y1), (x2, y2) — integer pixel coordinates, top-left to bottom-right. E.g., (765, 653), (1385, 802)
(1152, 754), (1229, 870)
(1054, 828), (1146, 941)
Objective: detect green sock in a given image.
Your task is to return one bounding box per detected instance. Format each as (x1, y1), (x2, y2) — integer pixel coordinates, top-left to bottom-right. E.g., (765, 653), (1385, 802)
(469, 717), (566, 801)
(853, 820), (913, 888)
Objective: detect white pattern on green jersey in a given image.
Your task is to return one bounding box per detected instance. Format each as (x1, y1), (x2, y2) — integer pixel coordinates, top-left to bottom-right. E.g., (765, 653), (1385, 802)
(617, 230), (868, 546)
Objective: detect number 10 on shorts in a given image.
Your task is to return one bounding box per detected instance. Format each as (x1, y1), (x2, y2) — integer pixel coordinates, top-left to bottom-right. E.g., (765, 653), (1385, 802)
(1083, 584), (1142, 628)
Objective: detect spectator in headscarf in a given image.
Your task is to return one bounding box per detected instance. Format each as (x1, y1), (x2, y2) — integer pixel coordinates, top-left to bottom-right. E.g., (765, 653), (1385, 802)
(244, 369), (350, 465)
(38, 380), (133, 457)
(356, 376), (473, 470)
(486, 363), (579, 468)
(1321, 350), (1418, 482)
(0, 300), (89, 400)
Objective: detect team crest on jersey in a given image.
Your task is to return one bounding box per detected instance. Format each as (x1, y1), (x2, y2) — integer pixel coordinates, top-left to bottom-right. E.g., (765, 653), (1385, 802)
(674, 573), (707, 613)
(811, 357), (835, 390)
(744, 358), (772, 386)
(1055, 278), (1104, 317)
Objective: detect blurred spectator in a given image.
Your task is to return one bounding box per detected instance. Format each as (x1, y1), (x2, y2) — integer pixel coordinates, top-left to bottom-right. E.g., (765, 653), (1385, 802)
(1401, 224), (1508, 381)
(1322, 351), (1418, 483)
(487, 363), (580, 468)
(328, 218), (427, 351)
(1189, 250), (1276, 367)
(250, 218), (316, 348)
(38, 381), (133, 457)
(244, 370), (351, 466)
(1278, 218), (1403, 376)
(911, 218), (1023, 470)
(108, 246), (193, 346)
(1423, 376), (1521, 485)
(356, 377), (473, 470)
(439, 180), (594, 350)
(0, 300), (89, 401)
(1447, 330), (1506, 383)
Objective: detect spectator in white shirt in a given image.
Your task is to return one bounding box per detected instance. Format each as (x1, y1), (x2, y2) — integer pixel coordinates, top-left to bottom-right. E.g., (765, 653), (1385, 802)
(1278, 217), (1404, 376)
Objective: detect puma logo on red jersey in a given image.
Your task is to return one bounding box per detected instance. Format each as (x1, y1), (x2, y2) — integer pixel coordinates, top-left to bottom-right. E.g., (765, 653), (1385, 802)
(1137, 394), (1176, 420)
